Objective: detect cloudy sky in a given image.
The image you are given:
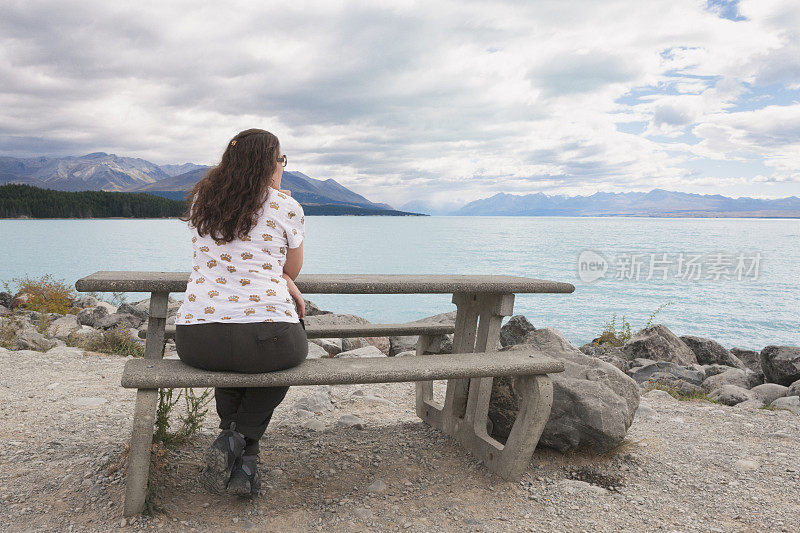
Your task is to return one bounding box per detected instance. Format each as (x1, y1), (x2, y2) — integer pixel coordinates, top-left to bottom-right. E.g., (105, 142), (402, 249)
(2, 0), (799, 207)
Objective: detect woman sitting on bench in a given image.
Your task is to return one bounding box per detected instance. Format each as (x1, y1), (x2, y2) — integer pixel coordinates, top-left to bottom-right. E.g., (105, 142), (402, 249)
(174, 128), (308, 497)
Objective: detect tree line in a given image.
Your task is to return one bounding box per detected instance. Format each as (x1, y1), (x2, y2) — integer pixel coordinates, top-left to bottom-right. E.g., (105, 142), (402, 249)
(0, 184), (187, 218)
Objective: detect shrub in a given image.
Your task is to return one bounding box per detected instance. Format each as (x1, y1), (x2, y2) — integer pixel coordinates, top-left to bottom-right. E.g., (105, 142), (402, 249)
(3, 274), (75, 314)
(593, 302), (675, 348)
(66, 324), (145, 357)
(0, 315), (24, 349)
(154, 387), (213, 445)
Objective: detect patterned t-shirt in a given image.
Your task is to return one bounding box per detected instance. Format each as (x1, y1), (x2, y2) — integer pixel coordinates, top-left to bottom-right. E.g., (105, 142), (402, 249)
(176, 188), (305, 324)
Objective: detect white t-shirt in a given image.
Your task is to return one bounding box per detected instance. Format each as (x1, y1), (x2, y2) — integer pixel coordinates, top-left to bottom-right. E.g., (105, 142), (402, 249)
(176, 188), (305, 324)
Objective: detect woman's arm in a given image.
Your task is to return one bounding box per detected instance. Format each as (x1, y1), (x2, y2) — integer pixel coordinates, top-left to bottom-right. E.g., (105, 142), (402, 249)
(283, 242), (303, 280)
(282, 272), (305, 318)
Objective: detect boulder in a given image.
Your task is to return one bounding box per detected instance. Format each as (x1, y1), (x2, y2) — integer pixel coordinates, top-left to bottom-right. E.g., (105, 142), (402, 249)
(73, 294), (99, 308)
(96, 313), (143, 330)
(708, 385), (754, 406)
(335, 345), (386, 358)
(45, 314), (81, 340)
(702, 368), (762, 392)
(770, 396), (800, 414)
(621, 325), (697, 365)
(77, 306), (108, 327)
(389, 335), (419, 356)
(679, 335), (745, 369)
(730, 348), (761, 373)
(787, 379), (800, 397)
(306, 342), (329, 359)
(627, 361), (704, 386)
(0, 291), (12, 308)
(15, 328), (57, 351)
(304, 299), (332, 316)
(294, 389), (334, 413)
(94, 301), (118, 314)
(488, 328), (640, 453)
(310, 338), (342, 357)
(128, 296), (181, 317)
(117, 302), (149, 322)
(701, 364), (734, 379)
(304, 313), (389, 355)
(646, 376), (704, 397)
(759, 346), (800, 386)
(749, 383), (788, 405)
(0, 304), (9, 316)
(595, 348), (628, 372)
(500, 315), (536, 347)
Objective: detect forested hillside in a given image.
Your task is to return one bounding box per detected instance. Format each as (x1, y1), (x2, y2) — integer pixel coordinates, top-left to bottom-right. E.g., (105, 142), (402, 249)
(0, 184), (186, 218)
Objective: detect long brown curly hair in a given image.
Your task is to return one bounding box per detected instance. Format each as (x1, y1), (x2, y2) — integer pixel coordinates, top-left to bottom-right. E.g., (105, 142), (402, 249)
(181, 128), (281, 242)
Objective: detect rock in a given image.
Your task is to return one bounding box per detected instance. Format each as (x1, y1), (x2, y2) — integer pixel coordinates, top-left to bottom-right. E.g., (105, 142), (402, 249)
(759, 346), (800, 386)
(500, 315), (536, 347)
(341, 337), (369, 352)
(645, 374), (705, 397)
(702, 368), (762, 392)
(362, 395), (394, 406)
(117, 302), (149, 321)
(70, 325), (97, 342)
(94, 301), (118, 314)
(621, 325), (697, 365)
(393, 350), (416, 357)
(642, 389), (677, 403)
(337, 414), (365, 429)
(579, 343), (605, 357)
(46, 314), (81, 340)
(787, 379), (800, 397)
(0, 304), (9, 316)
(301, 418), (326, 431)
(354, 508), (373, 520)
(73, 294), (99, 308)
(489, 328), (640, 453)
(16, 328), (57, 351)
(770, 396), (800, 414)
(594, 347), (628, 371)
(303, 299), (330, 316)
(730, 348), (761, 373)
(365, 480), (387, 494)
(389, 335), (418, 356)
(634, 403), (657, 421)
(96, 312), (143, 330)
(310, 338), (342, 357)
(679, 335), (745, 369)
(558, 479), (607, 496)
(335, 345), (386, 359)
(306, 342), (329, 359)
(627, 361), (704, 386)
(128, 296), (181, 317)
(294, 390), (333, 413)
(0, 291), (12, 308)
(733, 398), (766, 409)
(708, 385), (754, 406)
(77, 306), (108, 327)
(749, 383), (788, 405)
(701, 364), (733, 378)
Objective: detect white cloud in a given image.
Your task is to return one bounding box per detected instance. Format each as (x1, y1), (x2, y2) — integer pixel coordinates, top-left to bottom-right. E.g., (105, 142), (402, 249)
(0, 0), (799, 206)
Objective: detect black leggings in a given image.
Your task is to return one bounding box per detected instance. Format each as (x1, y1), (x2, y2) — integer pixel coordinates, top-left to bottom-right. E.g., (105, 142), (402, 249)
(175, 320), (308, 447)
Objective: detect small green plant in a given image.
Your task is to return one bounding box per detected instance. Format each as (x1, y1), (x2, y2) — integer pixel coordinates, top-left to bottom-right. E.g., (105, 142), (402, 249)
(35, 313), (53, 335)
(644, 381), (720, 403)
(0, 315), (23, 349)
(2, 274), (76, 314)
(66, 324), (145, 357)
(153, 387), (213, 445)
(594, 313), (633, 347)
(108, 291), (128, 306)
(644, 301), (674, 329)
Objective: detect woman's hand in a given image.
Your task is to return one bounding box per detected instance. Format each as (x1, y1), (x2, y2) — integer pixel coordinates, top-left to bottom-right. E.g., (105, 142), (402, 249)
(282, 273), (305, 318)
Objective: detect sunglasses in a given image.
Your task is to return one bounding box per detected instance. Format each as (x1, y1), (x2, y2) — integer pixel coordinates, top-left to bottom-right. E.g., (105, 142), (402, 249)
(278, 154), (287, 168)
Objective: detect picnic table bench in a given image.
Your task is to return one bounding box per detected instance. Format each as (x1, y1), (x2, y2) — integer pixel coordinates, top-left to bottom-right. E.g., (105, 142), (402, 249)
(75, 272), (574, 516)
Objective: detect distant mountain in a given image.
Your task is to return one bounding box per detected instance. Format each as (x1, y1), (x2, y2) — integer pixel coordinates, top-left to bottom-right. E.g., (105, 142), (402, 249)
(452, 189), (800, 217)
(399, 199), (469, 216)
(138, 168), (393, 212)
(159, 163), (208, 177)
(0, 153), (167, 191)
(0, 153), (401, 213)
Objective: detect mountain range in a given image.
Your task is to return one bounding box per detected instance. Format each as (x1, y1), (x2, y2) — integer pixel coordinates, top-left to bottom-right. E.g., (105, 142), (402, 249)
(2, 153), (797, 217)
(0, 153), (405, 214)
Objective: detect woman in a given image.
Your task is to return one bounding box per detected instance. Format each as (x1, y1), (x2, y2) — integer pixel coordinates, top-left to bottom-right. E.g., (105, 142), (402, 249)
(174, 128), (308, 498)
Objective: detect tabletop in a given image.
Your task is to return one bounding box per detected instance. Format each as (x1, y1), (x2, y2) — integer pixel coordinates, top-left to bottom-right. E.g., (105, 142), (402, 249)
(75, 271), (575, 294)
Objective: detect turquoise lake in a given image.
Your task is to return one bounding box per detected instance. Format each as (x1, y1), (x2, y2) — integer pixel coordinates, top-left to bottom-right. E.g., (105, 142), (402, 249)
(2, 217), (798, 350)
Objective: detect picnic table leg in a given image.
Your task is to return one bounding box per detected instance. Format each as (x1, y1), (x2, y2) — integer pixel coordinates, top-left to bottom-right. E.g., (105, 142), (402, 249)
(123, 292), (168, 516)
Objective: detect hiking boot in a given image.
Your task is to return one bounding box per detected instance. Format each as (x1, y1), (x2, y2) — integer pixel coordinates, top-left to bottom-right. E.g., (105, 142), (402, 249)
(200, 422), (246, 494)
(226, 454), (260, 497)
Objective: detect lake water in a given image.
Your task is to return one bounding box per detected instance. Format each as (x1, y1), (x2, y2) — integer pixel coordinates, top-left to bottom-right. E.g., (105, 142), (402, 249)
(2, 217), (798, 350)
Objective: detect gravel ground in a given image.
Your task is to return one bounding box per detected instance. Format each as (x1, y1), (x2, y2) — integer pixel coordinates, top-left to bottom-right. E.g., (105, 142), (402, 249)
(0, 346), (798, 533)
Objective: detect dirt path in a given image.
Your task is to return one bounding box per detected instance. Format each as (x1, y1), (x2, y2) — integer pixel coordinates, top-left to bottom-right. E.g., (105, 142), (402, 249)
(0, 346), (798, 532)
